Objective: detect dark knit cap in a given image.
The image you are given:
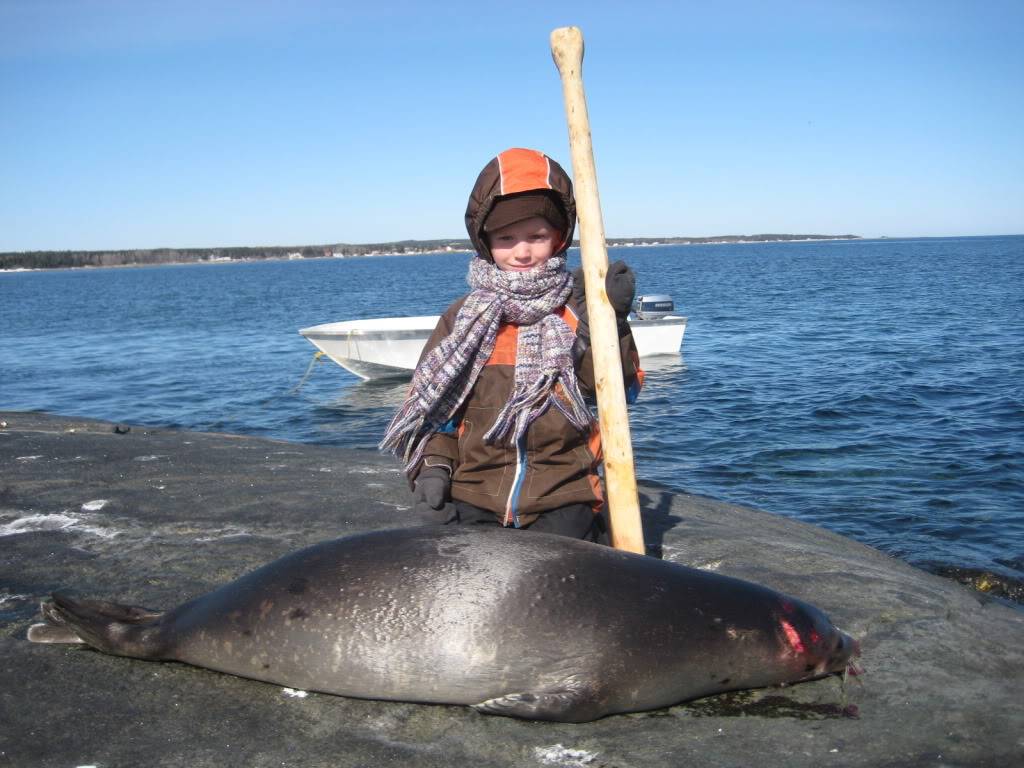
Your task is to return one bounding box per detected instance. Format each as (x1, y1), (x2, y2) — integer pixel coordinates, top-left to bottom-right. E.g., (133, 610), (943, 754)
(483, 191), (568, 235)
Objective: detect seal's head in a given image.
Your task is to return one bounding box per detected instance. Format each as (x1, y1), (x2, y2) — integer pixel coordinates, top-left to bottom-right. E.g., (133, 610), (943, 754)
(772, 596), (861, 680)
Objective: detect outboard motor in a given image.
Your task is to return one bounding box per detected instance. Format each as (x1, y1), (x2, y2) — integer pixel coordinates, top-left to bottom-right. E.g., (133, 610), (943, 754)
(631, 294), (676, 320)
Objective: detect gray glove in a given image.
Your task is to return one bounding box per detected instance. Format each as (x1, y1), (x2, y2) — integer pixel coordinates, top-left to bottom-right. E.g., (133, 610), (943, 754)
(413, 465), (456, 523)
(571, 260), (636, 360)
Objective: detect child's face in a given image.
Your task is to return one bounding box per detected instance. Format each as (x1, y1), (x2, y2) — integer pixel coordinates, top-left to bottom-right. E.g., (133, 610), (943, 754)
(488, 216), (560, 272)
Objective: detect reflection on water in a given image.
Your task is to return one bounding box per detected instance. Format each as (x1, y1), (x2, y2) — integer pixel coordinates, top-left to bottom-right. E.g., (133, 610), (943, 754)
(637, 354), (688, 378)
(323, 379), (411, 410)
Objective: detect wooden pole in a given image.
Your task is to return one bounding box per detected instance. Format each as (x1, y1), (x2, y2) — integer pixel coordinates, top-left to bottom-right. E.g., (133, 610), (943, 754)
(550, 26), (645, 555)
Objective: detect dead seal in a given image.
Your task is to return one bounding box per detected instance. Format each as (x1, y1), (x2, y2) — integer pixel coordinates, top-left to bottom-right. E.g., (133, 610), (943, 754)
(28, 526), (858, 722)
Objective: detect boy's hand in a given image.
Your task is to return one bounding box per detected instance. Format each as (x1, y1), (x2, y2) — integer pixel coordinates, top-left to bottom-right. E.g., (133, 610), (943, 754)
(572, 261), (636, 320)
(571, 261), (636, 360)
(607, 260), (637, 316)
(413, 465), (455, 522)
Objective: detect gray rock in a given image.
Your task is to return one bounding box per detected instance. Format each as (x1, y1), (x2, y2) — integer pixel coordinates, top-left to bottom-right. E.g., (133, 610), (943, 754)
(1, 411), (1021, 767)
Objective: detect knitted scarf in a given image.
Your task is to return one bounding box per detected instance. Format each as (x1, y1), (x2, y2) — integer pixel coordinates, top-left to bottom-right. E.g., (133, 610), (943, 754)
(380, 255), (593, 474)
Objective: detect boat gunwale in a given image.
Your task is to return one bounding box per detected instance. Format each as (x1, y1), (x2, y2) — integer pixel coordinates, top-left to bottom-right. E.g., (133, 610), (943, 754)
(300, 315), (687, 341)
(300, 328), (436, 342)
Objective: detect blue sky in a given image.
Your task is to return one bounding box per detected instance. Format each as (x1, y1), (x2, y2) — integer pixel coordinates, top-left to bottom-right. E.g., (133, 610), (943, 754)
(2, 0), (1021, 251)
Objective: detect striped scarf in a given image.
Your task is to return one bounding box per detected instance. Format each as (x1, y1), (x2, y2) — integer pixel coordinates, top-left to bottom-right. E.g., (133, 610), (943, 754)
(380, 255), (593, 474)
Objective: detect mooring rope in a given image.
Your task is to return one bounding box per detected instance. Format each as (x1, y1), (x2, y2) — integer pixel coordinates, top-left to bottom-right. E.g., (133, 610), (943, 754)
(289, 351), (327, 393)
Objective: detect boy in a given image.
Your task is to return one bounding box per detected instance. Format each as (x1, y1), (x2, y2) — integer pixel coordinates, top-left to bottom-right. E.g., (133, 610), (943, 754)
(381, 148), (642, 542)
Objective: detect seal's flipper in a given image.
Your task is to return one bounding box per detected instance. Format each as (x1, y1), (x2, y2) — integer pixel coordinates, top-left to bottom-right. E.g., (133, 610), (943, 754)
(29, 592), (169, 659)
(26, 597), (88, 644)
(473, 684), (604, 723)
(26, 622), (85, 644)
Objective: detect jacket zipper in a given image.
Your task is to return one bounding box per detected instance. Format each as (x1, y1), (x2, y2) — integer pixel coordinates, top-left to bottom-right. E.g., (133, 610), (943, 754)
(503, 432), (528, 528)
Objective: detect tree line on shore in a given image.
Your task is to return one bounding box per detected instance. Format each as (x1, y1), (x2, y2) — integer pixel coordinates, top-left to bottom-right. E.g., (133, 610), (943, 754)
(1, 234), (860, 271)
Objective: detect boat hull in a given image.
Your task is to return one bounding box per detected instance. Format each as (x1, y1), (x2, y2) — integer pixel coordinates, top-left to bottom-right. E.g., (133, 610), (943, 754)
(299, 315), (687, 380)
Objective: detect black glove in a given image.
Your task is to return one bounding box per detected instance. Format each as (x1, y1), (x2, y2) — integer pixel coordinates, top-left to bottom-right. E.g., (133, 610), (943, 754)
(571, 261), (636, 360)
(413, 464), (455, 523)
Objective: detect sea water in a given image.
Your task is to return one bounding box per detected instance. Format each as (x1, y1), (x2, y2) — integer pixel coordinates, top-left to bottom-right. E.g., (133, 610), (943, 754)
(2, 236), (1022, 593)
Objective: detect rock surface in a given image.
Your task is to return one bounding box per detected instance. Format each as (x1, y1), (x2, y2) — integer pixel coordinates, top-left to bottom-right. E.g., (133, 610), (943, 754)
(1, 411), (1021, 767)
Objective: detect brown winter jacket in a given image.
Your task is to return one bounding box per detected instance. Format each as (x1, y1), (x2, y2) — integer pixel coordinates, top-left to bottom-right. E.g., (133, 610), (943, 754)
(417, 295), (642, 527)
(414, 147), (643, 527)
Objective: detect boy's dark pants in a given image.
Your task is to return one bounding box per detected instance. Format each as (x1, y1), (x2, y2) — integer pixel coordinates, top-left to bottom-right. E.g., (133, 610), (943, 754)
(450, 501), (609, 545)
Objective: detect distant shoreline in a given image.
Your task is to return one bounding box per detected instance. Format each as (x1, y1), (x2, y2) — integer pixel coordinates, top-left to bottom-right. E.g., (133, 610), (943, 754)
(0, 234), (862, 272)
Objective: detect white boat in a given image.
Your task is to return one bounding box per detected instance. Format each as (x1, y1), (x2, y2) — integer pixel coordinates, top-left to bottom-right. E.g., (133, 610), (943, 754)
(299, 296), (687, 380)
